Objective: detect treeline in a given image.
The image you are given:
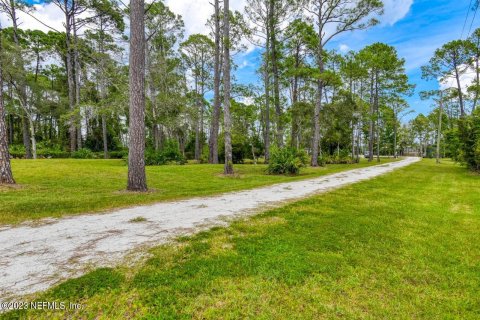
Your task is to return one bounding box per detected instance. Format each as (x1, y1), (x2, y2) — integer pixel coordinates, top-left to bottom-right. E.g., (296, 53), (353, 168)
(414, 28), (480, 171)
(0, 0), (422, 186)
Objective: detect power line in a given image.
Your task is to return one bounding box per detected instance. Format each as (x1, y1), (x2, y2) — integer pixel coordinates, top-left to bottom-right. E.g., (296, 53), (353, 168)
(467, 0), (479, 37)
(445, 0), (477, 91)
(461, 0), (475, 39)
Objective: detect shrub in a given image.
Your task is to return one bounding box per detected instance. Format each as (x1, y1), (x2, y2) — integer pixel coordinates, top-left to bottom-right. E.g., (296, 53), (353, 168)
(8, 145), (26, 159)
(460, 111), (480, 171)
(38, 150), (71, 158)
(318, 150), (355, 165)
(72, 148), (95, 159)
(161, 140), (186, 165)
(317, 156), (327, 167)
(108, 150), (128, 159)
(144, 140), (186, 166)
(145, 150), (166, 165)
(218, 141), (252, 164)
(267, 147), (307, 175)
(295, 149), (310, 167)
(9, 145), (71, 159)
(256, 157), (266, 165)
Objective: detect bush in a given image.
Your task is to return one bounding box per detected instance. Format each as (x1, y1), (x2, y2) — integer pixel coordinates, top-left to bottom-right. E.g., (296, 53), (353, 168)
(460, 111), (480, 171)
(8, 145), (71, 159)
(162, 140), (187, 165)
(145, 150), (165, 165)
(144, 140), (186, 166)
(267, 147), (307, 175)
(318, 150), (355, 165)
(317, 156), (327, 167)
(219, 141), (252, 164)
(72, 148), (96, 159)
(295, 149), (310, 167)
(108, 150), (128, 159)
(38, 150), (71, 158)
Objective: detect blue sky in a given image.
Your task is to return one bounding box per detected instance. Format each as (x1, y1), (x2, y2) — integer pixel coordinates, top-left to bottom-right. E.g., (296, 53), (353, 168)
(235, 0), (478, 121)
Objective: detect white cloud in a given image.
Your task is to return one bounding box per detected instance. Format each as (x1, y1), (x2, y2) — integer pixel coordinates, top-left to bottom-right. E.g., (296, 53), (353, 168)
(0, 3), (64, 32)
(1, 0), (412, 36)
(165, 0), (257, 53)
(339, 44), (349, 53)
(238, 96), (254, 105)
(439, 65), (477, 92)
(381, 0), (413, 26)
(239, 59), (249, 69)
(165, 0), (247, 37)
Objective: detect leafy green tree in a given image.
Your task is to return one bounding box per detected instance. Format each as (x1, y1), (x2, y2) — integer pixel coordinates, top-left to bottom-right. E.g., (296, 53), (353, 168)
(283, 19), (316, 148)
(83, 0), (124, 158)
(358, 43), (410, 161)
(223, 0), (234, 174)
(0, 23), (14, 184)
(0, 0), (34, 158)
(181, 34), (214, 161)
(411, 114), (431, 157)
(422, 40), (472, 117)
(304, 0), (383, 166)
(145, 1), (185, 153)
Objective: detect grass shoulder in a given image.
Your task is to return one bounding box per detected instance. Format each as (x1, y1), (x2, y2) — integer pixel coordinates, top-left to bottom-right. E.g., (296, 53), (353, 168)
(0, 157), (399, 225)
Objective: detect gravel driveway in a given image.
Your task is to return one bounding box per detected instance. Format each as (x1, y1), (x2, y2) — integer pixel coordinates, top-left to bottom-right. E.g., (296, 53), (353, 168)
(0, 157), (420, 302)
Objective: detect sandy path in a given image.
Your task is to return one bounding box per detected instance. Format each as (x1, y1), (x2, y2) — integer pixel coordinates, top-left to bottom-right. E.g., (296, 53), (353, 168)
(0, 157), (419, 301)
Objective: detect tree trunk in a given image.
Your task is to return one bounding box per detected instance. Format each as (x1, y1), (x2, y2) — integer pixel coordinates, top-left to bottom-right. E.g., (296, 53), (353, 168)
(102, 114), (108, 159)
(368, 71), (375, 162)
(419, 136), (423, 157)
(436, 93), (443, 164)
(264, 32), (271, 163)
(8, 114), (13, 145)
(179, 129), (186, 156)
(473, 56), (479, 112)
(195, 116), (201, 161)
(454, 64), (465, 117)
(64, 2), (77, 152)
(208, 0), (221, 164)
(351, 121), (355, 161)
(200, 86), (205, 159)
(127, 0), (147, 191)
(268, 0), (282, 147)
(8, 1), (32, 158)
(0, 28), (15, 184)
(311, 19), (324, 166)
(223, 0), (233, 175)
(393, 112), (397, 158)
(356, 126), (360, 163)
(98, 29), (108, 160)
(29, 118), (37, 159)
(374, 71), (380, 162)
(194, 75), (201, 161)
(290, 45), (299, 149)
(152, 124), (159, 151)
(73, 19), (82, 150)
(22, 116), (32, 158)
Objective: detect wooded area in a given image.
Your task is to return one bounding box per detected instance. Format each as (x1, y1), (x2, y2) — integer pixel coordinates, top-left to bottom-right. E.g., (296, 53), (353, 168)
(0, 0), (480, 189)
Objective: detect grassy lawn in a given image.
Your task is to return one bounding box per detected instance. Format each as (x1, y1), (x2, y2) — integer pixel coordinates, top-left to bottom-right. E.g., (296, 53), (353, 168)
(3, 159), (479, 319)
(0, 158), (397, 225)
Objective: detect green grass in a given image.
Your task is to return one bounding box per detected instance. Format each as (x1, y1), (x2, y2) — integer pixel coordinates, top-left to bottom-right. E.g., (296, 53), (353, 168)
(0, 158), (397, 225)
(4, 159), (479, 319)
